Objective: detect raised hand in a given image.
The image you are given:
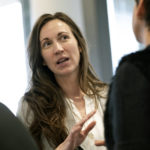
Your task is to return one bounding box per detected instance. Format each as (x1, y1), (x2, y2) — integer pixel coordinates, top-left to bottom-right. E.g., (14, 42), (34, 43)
(56, 110), (96, 150)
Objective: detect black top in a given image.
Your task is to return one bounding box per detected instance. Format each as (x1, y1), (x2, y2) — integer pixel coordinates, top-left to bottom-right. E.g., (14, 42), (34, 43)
(104, 46), (150, 150)
(0, 102), (38, 150)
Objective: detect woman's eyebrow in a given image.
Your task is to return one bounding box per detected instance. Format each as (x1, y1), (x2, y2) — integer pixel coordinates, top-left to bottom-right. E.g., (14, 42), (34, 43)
(40, 38), (49, 43)
(40, 32), (69, 43)
(57, 31), (68, 36)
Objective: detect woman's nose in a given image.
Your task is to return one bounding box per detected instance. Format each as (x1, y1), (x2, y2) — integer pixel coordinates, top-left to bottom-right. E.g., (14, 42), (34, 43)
(53, 42), (64, 54)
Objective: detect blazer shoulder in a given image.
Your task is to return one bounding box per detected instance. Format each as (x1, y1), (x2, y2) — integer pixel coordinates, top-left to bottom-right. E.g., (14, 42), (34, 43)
(120, 46), (150, 65)
(116, 46), (150, 82)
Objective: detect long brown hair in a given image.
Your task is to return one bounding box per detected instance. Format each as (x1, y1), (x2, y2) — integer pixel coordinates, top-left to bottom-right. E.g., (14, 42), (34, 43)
(24, 12), (107, 150)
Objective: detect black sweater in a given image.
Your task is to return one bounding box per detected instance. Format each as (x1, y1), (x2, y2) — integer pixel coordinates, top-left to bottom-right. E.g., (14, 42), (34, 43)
(104, 46), (150, 150)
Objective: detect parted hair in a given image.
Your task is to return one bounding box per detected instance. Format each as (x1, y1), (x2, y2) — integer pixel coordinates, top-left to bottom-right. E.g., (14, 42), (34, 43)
(23, 12), (107, 150)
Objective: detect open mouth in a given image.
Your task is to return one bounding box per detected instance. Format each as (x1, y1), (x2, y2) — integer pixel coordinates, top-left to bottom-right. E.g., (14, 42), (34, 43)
(57, 58), (69, 64)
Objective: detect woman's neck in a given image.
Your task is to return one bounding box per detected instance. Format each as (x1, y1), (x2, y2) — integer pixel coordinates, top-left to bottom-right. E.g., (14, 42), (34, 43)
(56, 73), (86, 118)
(55, 73), (82, 99)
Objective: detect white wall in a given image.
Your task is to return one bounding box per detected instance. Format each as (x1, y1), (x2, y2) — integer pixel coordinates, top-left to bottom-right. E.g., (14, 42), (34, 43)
(29, 0), (86, 35)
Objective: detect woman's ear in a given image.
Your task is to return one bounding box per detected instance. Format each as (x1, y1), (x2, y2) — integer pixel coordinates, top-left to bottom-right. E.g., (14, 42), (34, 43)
(136, 0), (145, 19)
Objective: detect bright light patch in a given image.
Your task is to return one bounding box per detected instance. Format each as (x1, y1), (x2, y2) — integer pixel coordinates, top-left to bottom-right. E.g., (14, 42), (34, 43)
(106, 0), (139, 74)
(0, 2), (27, 114)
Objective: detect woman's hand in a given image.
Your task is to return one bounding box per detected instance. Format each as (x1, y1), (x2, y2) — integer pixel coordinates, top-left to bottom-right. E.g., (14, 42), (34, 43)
(56, 110), (96, 150)
(95, 140), (105, 146)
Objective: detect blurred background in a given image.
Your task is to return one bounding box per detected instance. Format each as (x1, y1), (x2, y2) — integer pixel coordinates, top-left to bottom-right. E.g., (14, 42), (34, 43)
(0, 0), (140, 114)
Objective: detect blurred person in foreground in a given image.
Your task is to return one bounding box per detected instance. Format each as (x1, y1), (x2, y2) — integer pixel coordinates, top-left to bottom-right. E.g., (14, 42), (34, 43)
(104, 0), (150, 150)
(0, 102), (38, 150)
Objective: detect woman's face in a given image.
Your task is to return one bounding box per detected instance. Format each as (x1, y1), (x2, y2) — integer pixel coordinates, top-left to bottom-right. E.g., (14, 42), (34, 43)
(40, 19), (80, 78)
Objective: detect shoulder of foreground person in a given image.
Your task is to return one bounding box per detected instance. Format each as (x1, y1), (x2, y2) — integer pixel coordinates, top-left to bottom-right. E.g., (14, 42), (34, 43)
(0, 102), (38, 150)
(118, 46), (150, 81)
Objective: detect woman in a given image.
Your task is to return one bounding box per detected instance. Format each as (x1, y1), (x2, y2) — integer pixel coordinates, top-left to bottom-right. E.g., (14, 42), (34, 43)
(17, 12), (108, 150)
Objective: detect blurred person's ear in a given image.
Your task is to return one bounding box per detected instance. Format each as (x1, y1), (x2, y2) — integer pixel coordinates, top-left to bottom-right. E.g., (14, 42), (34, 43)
(136, 0), (146, 19)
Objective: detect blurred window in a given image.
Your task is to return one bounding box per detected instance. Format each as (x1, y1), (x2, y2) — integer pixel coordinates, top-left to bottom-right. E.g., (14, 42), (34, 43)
(107, 0), (140, 73)
(0, 0), (27, 114)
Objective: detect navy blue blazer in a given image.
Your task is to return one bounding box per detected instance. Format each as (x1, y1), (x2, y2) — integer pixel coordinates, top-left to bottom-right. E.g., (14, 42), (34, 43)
(104, 46), (150, 150)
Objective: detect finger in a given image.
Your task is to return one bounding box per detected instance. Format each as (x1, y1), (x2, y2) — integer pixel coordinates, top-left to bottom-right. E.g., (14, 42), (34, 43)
(78, 110), (96, 127)
(71, 124), (82, 134)
(82, 121), (96, 136)
(95, 140), (105, 146)
(68, 111), (96, 139)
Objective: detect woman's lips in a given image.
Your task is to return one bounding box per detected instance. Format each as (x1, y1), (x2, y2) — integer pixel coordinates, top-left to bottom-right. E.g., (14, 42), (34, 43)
(57, 57), (69, 64)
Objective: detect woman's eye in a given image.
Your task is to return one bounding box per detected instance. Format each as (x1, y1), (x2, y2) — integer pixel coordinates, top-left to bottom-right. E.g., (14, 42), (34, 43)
(60, 35), (69, 41)
(42, 41), (51, 49)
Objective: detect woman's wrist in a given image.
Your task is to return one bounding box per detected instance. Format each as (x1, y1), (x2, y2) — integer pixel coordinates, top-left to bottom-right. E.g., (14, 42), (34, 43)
(55, 140), (74, 150)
